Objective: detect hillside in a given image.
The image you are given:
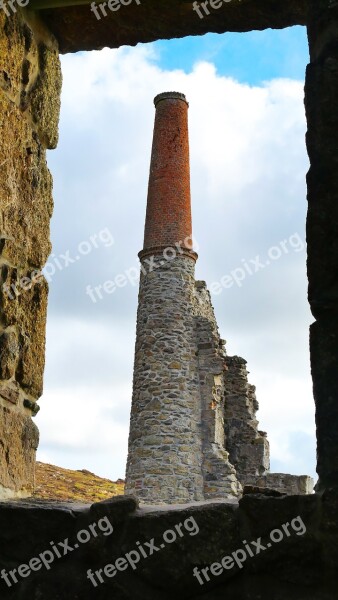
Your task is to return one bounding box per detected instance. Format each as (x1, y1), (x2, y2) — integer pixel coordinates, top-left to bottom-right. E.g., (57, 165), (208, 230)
(34, 462), (125, 503)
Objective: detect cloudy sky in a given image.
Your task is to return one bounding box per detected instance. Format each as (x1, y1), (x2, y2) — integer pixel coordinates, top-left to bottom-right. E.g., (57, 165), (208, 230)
(36, 25), (317, 484)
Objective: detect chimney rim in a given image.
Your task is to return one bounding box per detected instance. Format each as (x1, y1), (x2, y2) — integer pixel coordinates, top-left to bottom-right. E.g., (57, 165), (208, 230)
(154, 92), (189, 107)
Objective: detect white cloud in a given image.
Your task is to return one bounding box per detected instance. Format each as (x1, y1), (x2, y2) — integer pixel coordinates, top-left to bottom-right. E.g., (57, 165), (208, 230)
(38, 44), (315, 483)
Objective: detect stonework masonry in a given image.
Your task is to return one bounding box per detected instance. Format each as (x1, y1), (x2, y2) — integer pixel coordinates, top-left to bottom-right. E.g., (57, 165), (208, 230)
(125, 93), (243, 503)
(192, 281), (241, 499)
(223, 355), (270, 486)
(0, 10), (62, 498)
(125, 253), (205, 503)
(0, 3), (337, 598)
(125, 93), (313, 504)
(15, 0), (337, 512)
(193, 281), (313, 497)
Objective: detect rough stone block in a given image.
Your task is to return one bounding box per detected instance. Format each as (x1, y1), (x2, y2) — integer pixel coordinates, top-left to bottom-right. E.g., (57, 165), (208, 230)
(0, 265), (48, 398)
(311, 319), (338, 489)
(0, 405), (39, 498)
(0, 330), (19, 380)
(0, 92), (53, 267)
(0, 13), (29, 103)
(29, 43), (62, 149)
(0, 494), (336, 599)
(0, 12), (61, 149)
(16, 276), (48, 398)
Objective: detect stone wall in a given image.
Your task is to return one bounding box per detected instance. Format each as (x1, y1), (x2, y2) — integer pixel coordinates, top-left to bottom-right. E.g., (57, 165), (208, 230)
(0, 492), (336, 599)
(126, 243), (314, 504)
(223, 350), (314, 495)
(193, 282), (314, 496)
(38, 0), (309, 54)
(0, 3), (336, 599)
(256, 473), (314, 495)
(223, 355), (270, 486)
(0, 10), (61, 498)
(305, 1), (338, 491)
(125, 254), (205, 504)
(192, 281), (240, 500)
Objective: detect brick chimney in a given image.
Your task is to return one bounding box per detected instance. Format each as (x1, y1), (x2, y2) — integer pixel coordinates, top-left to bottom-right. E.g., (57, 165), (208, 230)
(125, 92), (242, 505)
(140, 92), (196, 259)
(125, 92), (203, 504)
(125, 94), (313, 506)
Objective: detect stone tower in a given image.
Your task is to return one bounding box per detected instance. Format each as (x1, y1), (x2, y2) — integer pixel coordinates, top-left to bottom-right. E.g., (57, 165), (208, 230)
(125, 92), (240, 504)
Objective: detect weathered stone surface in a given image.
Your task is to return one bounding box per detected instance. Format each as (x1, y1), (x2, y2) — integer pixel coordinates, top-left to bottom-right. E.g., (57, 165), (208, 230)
(192, 281), (241, 499)
(0, 12), (61, 149)
(0, 1), (336, 597)
(0, 12), (29, 103)
(0, 384), (20, 405)
(23, 399), (40, 416)
(223, 355), (270, 486)
(257, 474), (314, 495)
(0, 266), (48, 398)
(305, 3), (338, 489)
(29, 43), (62, 148)
(0, 93), (53, 267)
(0, 493), (337, 599)
(0, 331), (19, 380)
(243, 485), (285, 497)
(310, 320), (338, 490)
(16, 277), (48, 398)
(36, 0), (310, 54)
(126, 253), (205, 504)
(0, 11), (61, 497)
(0, 405), (39, 498)
(126, 96), (242, 504)
(126, 93), (313, 505)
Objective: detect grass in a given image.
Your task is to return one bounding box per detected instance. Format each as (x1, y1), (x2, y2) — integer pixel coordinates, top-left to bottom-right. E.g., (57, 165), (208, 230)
(34, 462), (125, 503)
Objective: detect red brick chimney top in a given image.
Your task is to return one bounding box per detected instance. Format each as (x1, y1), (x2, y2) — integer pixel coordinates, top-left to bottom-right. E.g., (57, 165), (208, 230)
(154, 91), (189, 107)
(140, 92), (197, 261)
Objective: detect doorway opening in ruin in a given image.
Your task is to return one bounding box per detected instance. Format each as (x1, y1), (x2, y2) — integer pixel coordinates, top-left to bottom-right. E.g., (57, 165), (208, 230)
(36, 25), (316, 485)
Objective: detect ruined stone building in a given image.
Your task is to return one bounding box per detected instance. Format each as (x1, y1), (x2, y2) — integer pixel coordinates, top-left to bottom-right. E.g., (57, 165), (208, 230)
(1, 3), (338, 599)
(125, 92), (313, 504)
(0, 0), (336, 509)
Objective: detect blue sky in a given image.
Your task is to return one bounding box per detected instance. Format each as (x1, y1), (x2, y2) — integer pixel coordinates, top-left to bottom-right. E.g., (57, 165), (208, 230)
(152, 26), (309, 85)
(37, 25), (316, 485)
